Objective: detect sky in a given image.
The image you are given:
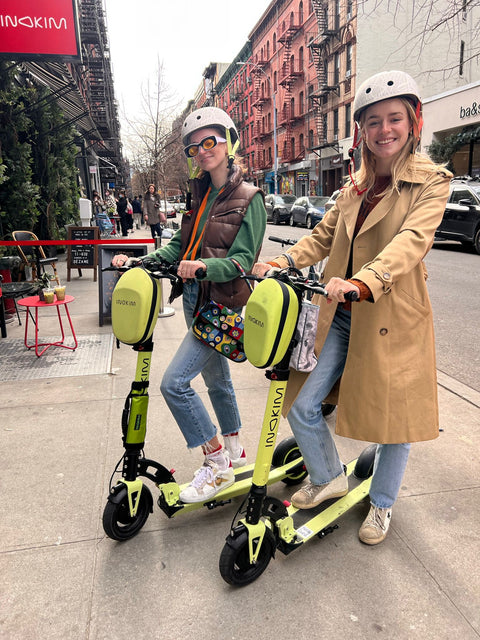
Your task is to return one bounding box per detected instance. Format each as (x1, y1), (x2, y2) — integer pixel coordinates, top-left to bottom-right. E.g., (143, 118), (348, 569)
(104, 0), (272, 141)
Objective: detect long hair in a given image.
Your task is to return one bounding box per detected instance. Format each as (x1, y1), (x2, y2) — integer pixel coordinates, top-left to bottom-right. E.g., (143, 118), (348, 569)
(353, 98), (421, 198)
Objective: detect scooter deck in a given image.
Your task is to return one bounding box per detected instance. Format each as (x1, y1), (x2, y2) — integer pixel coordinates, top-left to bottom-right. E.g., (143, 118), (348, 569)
(158, 455), (305, 517)
(277, 459), (371, 554)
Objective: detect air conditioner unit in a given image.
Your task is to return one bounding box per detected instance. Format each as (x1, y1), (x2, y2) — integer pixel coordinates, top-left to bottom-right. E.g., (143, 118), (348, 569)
(346, 12), (352, 21)
(244, 112), (249, 118)
(333, 133), (338, 141)
(345, 69), (351, 79)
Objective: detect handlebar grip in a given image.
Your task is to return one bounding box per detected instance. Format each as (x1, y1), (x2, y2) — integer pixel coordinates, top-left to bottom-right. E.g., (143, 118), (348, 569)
(195, 267), (206, 279)
(344, 290), (359, 302)
(268, 235), (295, 245)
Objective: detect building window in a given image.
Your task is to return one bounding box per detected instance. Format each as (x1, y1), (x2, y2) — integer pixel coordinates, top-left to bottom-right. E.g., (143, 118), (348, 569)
(309, 129), (315, 148)
(299, 47), (304, 70)
(460, 40), (465, 76)
(334, 53), (340, 85)
(335, 0), (340, 30)
(346, 43), (352, 75)
(273, 33), (276, 52)
(299, 0), (304, 23)
(308, 36), (314, 63)
(267, 41), (270, 59)
(462, 0), (467, 20)
(299, 91), (304, 114)
(333, 109), (339, 140)
(299, 133), (304, 154)
(347, 0), (353, 20)
(274, 71), (277, 92)
(345, 103), (351, 138)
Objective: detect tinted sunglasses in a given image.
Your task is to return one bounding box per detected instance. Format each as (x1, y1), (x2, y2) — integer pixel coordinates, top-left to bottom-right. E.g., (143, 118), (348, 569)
(184, 135), (227, 158)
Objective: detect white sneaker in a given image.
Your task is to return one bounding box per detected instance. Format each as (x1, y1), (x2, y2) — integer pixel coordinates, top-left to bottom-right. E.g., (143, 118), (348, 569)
(179, 459), (234, 503)
(291, 472), (348, 509)
(225, 446), (247, 468)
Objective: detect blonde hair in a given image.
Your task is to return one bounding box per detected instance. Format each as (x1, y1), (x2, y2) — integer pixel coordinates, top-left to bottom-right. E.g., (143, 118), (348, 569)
(354, 98), (420, 198)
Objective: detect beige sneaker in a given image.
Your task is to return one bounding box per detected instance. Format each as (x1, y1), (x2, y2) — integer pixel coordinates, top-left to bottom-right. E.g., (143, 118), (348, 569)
(291, 472), (348, 509)
(359, 505), (392, 545)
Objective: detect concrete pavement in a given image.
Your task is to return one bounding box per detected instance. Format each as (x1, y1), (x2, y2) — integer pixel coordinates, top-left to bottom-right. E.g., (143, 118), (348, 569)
(1, 224), (479, 640)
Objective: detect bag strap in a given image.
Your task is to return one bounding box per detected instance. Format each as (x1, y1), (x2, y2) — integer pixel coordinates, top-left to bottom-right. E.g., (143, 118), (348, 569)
(229, 258), (253, 293)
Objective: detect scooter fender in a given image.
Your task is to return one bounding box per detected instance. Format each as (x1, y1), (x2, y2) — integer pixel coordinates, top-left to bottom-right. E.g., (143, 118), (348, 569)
(226, 522), (276, 564)
(107, 480), (153, 517)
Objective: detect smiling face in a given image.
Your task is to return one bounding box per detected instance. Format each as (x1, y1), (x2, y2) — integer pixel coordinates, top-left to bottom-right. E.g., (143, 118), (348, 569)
(189, 126), (227, 175)
(362, 98), (412, 174)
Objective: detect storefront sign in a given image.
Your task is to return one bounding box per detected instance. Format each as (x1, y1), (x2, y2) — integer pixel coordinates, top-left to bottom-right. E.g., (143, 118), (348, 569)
(0, 0), (80, 60)
(297, 171), (309, 181)
(460, 101), (480, 119)
(330, 155), (343, 167)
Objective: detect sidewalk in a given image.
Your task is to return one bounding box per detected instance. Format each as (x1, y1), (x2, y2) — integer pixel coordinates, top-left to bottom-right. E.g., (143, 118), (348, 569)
(1, 224), (479, 640)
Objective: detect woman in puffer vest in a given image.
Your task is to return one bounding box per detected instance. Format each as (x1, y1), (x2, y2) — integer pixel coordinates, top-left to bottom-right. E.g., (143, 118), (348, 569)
(113, 107), (267, 503)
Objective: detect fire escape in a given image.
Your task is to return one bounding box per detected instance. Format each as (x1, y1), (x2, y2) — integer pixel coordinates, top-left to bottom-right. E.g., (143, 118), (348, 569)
(308, 0), (340, 151)
(250, 54), (271, 172)
(277, 13), (303, 163)
(79, 0), (123, 180)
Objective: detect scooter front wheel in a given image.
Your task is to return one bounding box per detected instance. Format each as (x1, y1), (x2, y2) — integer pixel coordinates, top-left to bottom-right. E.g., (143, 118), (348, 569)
(219, 526), (275, 586)
(272, 436), (308, 486)
(103, 485), (153, 541)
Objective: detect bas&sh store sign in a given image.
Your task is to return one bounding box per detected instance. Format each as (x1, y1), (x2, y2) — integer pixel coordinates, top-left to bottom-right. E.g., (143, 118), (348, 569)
(0, 0), (80, 60)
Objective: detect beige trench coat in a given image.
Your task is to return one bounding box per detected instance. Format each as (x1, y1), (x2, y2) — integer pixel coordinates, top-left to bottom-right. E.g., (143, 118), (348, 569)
(274, 156), (452, 444)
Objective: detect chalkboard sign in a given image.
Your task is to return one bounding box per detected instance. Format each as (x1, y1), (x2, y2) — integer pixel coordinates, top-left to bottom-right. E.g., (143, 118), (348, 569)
(67, 226), (99, 282)
(98, 244), (149, 326)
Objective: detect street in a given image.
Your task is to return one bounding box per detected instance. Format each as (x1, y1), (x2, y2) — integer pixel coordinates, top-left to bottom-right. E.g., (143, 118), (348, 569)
(261, 223), (480, 392)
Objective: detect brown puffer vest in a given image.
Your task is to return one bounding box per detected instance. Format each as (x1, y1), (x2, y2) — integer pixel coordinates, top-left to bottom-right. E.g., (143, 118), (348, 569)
(180, 165), (263, 308)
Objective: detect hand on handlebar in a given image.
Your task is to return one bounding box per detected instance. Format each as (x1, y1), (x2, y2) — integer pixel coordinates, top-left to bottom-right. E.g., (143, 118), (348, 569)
(111, 254), (141, 268)
(177, 259), (206, 281)
(324, 277), (360, 304)
(252, 261), (273, 277)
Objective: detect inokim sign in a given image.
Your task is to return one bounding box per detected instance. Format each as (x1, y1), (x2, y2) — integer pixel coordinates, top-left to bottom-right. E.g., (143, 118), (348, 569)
(0, 0), (80, 60)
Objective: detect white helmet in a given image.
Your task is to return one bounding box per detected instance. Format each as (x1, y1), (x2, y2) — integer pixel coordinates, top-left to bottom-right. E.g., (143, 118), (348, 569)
(182, 107), (239, 146)
(353, 70), (421, 122)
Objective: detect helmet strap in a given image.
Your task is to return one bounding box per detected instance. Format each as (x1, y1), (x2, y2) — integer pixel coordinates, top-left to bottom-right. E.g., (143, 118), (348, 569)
(225, 128), (239, 169)
(348, 122), (367, 196)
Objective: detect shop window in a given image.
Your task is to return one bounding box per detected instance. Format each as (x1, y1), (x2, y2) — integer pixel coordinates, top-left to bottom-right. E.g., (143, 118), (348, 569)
(345, 103), (351, 138)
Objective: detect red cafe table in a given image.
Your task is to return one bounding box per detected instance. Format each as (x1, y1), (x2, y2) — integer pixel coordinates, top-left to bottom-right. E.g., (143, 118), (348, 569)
(17, 294), (78, 357)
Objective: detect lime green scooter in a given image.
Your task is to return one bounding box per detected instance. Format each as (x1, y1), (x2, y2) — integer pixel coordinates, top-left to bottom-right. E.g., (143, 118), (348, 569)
(219, 269), (376, 586)
(101, 260), (309, 541)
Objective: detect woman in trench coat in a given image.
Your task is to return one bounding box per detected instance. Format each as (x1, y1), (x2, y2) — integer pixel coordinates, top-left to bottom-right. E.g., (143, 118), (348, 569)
(253, 70), (452, 545)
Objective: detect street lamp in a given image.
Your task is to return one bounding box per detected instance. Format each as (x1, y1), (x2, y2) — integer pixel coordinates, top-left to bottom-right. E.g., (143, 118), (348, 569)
(236, 61), (278, 194)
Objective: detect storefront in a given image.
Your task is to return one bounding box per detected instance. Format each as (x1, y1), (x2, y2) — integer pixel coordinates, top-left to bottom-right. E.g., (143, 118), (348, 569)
(422, 80), (480, 176)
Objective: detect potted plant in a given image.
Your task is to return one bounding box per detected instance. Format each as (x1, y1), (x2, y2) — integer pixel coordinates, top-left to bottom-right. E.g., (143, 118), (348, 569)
(34, 272), (57, 301)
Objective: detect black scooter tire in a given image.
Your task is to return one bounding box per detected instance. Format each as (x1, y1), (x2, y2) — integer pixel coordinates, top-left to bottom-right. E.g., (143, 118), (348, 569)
(219, 526), (275, 586)
(103, 485), (153, 541)
(353, 444), (377, 479)
(272, 436), (308, 486)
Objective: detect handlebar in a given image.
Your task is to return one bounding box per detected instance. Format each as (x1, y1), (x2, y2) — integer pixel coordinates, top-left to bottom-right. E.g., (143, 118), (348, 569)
(103, 259), (206, 281)
(268, 235), (296, 247)
(244, 269), (359, 302)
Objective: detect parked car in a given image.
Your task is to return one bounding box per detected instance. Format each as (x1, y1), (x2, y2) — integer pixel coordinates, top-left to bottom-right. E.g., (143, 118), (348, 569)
(158, 201), (176, 218)
(435, 178), (480, 254)
(264, 193), (296, 225)
(325, 189), (341, 213)
(289, 196), (329, 229)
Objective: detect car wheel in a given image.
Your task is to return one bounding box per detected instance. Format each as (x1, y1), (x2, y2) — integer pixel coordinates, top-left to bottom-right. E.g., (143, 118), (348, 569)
(306, 214), (312, 229)
(474, 227), (480, 254)
(289, 214), (296, 227)
(272, 211), (280, 225)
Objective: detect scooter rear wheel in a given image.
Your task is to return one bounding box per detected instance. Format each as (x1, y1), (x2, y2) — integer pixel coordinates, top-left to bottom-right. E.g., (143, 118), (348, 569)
(219, 526), (275, 586)
(103, 485), (152, 541)
(272, 436), (308, 486)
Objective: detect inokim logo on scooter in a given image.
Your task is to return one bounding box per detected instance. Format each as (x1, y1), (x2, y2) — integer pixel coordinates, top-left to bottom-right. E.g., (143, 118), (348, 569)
(265, 387), (285, 447)
(247, 314), (264, 327)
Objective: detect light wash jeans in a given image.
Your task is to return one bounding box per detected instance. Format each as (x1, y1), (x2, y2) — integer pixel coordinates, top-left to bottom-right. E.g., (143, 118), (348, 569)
(287, 305), (410, 509)
(160, 281), (242, 449)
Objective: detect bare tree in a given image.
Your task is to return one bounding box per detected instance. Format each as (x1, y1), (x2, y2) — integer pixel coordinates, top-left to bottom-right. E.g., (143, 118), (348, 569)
(121, 60), (188, 201)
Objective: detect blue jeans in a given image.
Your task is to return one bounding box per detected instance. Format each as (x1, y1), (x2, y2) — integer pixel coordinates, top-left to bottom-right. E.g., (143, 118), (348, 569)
(287, 306), (410, 509)
(160, 281), (242, 449)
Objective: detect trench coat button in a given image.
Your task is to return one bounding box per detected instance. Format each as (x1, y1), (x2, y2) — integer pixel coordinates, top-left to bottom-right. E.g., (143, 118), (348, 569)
(379, 328), (388, 336)
(383, 272), (391, 280)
